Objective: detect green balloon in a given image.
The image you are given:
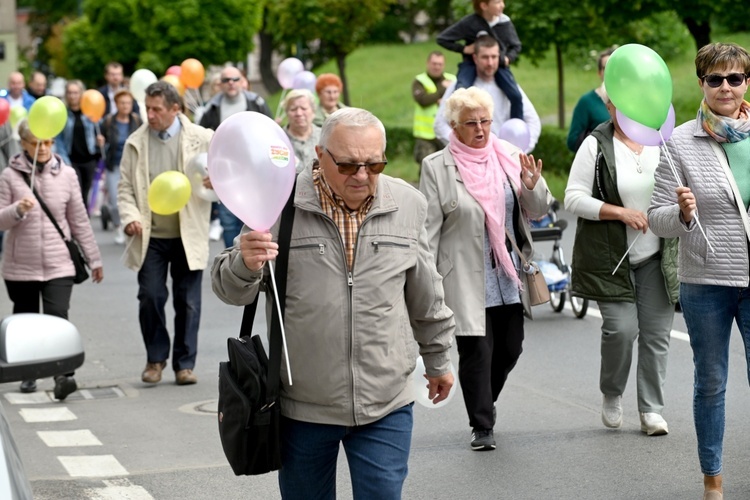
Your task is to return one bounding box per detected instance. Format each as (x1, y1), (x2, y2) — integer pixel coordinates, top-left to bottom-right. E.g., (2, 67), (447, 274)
(28, 96), (68, 140)
(604, 44), (673, 129)
(9, 105), (26, 128)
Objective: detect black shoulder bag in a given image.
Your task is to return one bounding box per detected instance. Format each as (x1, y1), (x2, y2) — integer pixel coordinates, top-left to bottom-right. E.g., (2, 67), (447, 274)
(217, 184), (295, 476)
(22, 172), (89, 284)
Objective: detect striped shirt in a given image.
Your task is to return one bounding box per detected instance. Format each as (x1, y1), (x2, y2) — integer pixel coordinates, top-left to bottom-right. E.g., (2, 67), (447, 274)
(312, 160), (374, 270)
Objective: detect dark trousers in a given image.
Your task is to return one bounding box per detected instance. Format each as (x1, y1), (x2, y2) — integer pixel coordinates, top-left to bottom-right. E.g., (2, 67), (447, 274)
(455, 61), (524, 120)
(72, 159), (98, 210)
(456, 303), (524, 431)
(137, 237), (202, 371)
(5, 277), (75, 376)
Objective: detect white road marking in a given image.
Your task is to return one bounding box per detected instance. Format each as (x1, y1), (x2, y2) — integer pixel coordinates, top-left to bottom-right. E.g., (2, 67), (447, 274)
(19, 407), (77, 422)
(57, 455), (129, 477)
(86, 479), (154, 500)
(564, 303), (690, 342)
(37, 430), (102, 447)
(4, 392), (52, 404)
(78, 389), (95, 400)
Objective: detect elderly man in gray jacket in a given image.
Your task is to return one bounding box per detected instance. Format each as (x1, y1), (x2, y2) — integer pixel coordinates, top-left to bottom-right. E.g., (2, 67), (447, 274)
(212, 107), (455, 500)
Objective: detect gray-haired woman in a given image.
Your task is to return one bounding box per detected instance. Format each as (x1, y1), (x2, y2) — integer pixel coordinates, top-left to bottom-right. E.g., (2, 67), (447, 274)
(282, 89), (321, 173)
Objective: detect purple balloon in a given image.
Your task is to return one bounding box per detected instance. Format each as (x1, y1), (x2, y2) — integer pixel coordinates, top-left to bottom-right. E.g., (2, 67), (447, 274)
(292, 71), (317, 92)
(616, 104), (675, 146)
(276, 58), (304, 90)
(497, 118), (530, 151)
(208, 112), (296, 231)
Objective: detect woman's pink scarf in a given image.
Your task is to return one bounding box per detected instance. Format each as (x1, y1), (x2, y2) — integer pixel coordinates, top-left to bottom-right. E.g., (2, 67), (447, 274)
(449, 132), (523, 287)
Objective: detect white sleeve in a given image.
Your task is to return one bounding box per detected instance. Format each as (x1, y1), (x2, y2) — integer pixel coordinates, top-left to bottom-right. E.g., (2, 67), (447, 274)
(564, 135), (605, 220)
(520, 88), (541, 153)
(434, 82), (456, 146)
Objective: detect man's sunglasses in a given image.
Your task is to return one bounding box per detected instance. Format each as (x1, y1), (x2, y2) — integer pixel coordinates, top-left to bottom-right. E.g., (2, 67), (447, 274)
(220, 77), (241, 84)
(701, 73), (748, 88)
(326, 150), (387, 175)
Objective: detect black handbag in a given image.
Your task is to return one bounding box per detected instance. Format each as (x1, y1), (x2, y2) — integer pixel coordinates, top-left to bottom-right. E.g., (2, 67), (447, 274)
(217, 184), (295, 476)
(23, 173), (90, 284)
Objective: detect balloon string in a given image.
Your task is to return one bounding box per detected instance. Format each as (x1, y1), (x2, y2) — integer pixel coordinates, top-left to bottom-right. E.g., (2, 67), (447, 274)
(659, 130), (713, 253)
(268, 259), (293, 386)
(94, 121), (106, 159)
(29, 141), (40, 188)
(182, 91), (199, 114)
(612, 233), (641, 276)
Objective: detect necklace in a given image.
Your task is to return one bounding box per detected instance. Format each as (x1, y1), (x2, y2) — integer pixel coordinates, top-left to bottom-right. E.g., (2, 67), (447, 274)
(615, 132), (644, 173)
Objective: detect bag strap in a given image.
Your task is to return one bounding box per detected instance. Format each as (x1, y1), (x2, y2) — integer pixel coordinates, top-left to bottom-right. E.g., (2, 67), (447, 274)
(504, 227), (532, 270)
(20, 172), (67, 242)
(239, 181), (296, 403)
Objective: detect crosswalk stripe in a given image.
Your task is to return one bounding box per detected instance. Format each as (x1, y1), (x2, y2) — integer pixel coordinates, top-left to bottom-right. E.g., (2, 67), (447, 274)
(37, 430), (102, 447)
(85, 479), (154, 500)
(19, 407), (77, 422)
(57, 455), (128, 477)
(4, 392), (52, 405)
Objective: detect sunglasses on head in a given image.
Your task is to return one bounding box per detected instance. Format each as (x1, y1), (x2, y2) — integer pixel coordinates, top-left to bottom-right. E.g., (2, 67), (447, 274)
(221, 76), (241, 84)
(701, 73), (748, 88)
(326, 150), (387, 175)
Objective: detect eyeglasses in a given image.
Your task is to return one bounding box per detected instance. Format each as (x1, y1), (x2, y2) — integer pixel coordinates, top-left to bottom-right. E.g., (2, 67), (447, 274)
(220, 77), (241, 84)
(701, 73), (747, 88)
(22, 138), (53, 148)
(458, 118), (493, 128)
(326, 149), (387, 175)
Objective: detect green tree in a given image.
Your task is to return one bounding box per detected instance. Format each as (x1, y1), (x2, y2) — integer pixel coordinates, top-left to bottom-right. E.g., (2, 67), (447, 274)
(268, 0), (396, 106)
(61, 0), (264, 85)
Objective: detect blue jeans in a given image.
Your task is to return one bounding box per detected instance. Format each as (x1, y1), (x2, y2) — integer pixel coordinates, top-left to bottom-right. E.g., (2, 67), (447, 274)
(680, 283), (750, 476)
(455, 61), (524, 119)
(218, 204), (243, 248)
(278, 404), (413, 500)
(137, 238), (202, 371)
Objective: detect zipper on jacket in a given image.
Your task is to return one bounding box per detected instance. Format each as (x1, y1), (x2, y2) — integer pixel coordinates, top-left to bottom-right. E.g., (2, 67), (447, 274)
(372, 241), (409, 253)
(290, 243), (326, 255)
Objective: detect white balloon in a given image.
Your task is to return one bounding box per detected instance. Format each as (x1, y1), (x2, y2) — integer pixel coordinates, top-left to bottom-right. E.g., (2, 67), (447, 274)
(187, 152), (220, 202)
(130, 69), (158, 102)
(411, 356), (457, 409)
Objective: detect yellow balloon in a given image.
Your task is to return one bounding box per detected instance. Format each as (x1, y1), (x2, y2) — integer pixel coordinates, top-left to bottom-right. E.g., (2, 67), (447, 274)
(28, 96), (68, 140)
(161, 74), (185, 97)
(9, 106), (27, 128)
(148, 171), (192, 215)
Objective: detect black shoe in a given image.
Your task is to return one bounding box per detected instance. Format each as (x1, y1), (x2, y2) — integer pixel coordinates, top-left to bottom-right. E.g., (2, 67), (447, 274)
(19, 380), (37, 393)
(53, 376), (77, 401)
(471, 428), (496, 451)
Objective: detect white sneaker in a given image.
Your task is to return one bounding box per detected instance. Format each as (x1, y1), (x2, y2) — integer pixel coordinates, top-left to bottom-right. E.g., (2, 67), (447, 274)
(209, 219), (223, 241)
(640, 412), (669, 436)
(602, 394), (623, 428)
(114, 226), (126, 245)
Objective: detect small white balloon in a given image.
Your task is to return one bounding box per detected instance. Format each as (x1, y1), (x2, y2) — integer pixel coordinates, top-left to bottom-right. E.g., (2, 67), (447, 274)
(187, 152), (220, 202)
(411, 356), (457, 409)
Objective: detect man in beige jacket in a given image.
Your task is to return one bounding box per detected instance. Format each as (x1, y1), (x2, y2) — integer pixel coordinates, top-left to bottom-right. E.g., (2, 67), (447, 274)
(212, 108), (455, 499)
(118, 81), (213, 386)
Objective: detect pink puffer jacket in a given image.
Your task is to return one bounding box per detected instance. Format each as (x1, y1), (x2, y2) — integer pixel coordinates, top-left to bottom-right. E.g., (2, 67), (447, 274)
(0, 153), (102, 281)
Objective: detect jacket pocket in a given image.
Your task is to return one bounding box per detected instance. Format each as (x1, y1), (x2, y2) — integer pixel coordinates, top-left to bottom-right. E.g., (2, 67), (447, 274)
(290, 242), (326, 255)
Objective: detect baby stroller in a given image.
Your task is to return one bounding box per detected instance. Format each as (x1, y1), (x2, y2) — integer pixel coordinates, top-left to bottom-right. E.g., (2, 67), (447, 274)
(529, 201), (588, 319)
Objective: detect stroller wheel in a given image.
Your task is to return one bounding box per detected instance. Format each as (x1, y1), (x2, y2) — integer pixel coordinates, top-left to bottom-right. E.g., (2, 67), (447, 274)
(570, 295), (589, 319)
(549, 291), (566, 313)
(101, 205), (110, 231)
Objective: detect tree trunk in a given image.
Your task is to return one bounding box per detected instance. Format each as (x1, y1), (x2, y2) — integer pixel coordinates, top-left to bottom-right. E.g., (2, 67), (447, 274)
(337, 53), (350, 106)
(683, 17), (711, 51)
(258, 10), (281, 95)
(556, 43), (565, 129)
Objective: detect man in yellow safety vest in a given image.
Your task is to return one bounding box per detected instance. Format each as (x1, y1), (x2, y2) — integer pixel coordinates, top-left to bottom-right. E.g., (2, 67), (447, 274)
(412, 51), (456, 168)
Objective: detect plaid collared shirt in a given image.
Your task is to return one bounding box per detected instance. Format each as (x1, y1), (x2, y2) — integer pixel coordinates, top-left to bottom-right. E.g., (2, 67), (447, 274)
(312, 160), (374, 270)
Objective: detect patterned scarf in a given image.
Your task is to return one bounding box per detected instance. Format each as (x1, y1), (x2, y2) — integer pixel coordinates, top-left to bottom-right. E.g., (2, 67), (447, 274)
(449, 131), (523, 288)
(699, 99), (750, 143)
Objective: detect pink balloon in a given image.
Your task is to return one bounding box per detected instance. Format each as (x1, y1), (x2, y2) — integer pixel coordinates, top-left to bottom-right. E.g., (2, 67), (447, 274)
(166, 65), (182, 77)
(208, 112), (296, 231)
(617, 104), (675, 146)
(292, 71), (317, 92)
(497, 118), (530, 151)
(277, 58), (304, 90)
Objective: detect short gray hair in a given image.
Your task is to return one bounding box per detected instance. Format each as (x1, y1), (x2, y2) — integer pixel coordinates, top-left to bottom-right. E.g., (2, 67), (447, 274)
(283, 89), (316, 112)
(444, 87), (495, 126)
(318, 108), (387, 153)
(145, 81), (182, 109)
(16, 118), (33, 142)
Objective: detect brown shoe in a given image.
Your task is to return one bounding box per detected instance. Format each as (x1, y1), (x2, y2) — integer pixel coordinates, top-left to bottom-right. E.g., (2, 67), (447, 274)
(142, 361), (167, 384)
(175, 369), (197, 385)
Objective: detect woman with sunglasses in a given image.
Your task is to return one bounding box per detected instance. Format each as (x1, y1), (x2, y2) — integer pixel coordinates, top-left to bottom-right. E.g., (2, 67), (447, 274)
(419, 87), (552, 451)
(649, 42), (750, 500)
(0, 119), (103, 399)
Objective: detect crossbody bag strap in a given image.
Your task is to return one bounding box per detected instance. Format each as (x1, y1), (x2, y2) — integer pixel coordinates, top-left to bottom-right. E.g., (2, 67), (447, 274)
(504, 227), (531, 270)
(20, 172), (67, 242)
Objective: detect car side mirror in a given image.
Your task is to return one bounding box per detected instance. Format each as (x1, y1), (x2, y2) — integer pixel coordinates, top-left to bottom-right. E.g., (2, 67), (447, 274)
(0, 314), (85, 384)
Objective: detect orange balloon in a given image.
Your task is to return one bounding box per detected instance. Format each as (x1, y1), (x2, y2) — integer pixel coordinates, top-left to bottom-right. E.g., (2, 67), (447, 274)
(81, 89), (106, 122)
(180, 58), (205, 89)
(161, 74), (185, 96)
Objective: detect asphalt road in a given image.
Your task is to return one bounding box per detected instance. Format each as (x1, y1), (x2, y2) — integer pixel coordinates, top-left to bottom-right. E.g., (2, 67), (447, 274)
(2, 210), (750, 500)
